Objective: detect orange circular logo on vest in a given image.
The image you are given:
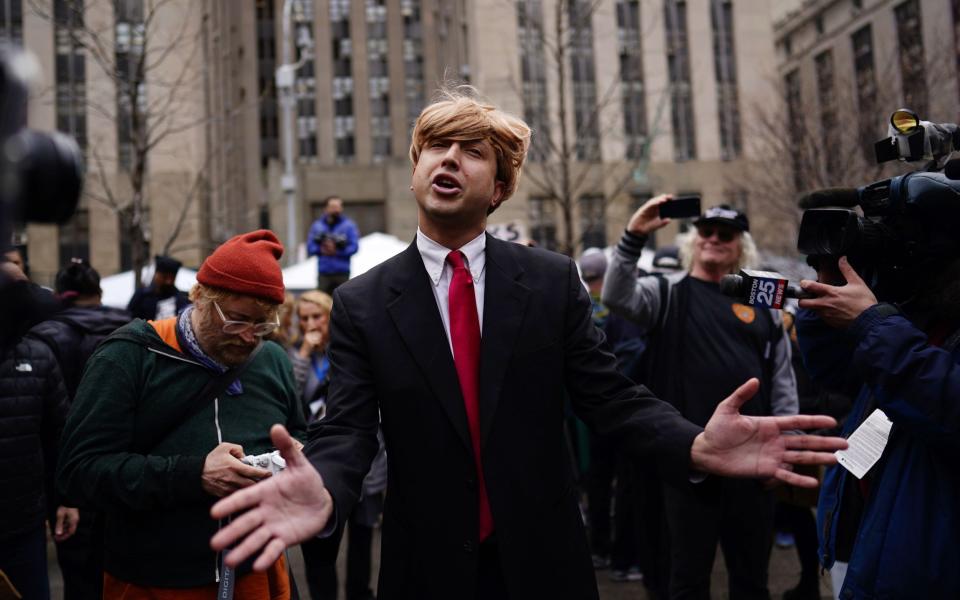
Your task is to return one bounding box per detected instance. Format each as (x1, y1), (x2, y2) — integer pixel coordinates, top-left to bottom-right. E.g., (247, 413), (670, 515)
(732, 303), (756, 324)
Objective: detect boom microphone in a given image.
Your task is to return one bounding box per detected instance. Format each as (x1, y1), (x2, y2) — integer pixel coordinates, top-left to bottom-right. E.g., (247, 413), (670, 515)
(798, 187), (860, 210)
(720, 270), (813, 309)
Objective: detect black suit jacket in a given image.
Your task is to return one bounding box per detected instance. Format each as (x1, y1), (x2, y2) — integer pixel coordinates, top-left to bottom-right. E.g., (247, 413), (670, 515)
(306, 235), (701, 599)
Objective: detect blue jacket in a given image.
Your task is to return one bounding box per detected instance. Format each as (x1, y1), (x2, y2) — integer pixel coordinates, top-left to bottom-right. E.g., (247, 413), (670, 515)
(307, 215), (359, 275)
(797, 305), (960, 599)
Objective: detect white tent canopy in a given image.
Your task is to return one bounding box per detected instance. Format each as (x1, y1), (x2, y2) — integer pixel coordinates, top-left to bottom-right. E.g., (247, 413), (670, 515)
(99, 232), (409, 307)
(282, 232), (409, 292)
(100, 266), (197, 309)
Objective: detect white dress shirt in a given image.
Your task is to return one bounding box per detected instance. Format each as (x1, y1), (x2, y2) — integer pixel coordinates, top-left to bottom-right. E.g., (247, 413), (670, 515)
(416, 229), (486, 355)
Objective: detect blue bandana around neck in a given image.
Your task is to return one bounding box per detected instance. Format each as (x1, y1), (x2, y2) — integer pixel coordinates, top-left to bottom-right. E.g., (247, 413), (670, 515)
(177, 305), (245, 395)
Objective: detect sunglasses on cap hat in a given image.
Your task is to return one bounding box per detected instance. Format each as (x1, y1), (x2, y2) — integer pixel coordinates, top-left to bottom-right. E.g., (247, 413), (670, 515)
(695, 225), (738, 243)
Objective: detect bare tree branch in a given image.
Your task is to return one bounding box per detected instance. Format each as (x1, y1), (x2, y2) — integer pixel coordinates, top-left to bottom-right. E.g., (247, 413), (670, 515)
(30, 0), (218, 285)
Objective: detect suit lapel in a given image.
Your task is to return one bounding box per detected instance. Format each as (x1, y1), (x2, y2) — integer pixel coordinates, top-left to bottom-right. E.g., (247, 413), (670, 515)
(479, 235), (529, 448)
(386, 243), (473, 452)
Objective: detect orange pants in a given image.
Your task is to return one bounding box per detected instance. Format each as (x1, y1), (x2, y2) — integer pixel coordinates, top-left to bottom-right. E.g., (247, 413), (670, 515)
(102, 555), (291, 600)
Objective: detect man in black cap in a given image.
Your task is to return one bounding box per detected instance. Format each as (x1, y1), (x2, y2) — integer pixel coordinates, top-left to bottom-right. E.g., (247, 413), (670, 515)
(603, 196), (798, 600)
(126, 255), (190, 321)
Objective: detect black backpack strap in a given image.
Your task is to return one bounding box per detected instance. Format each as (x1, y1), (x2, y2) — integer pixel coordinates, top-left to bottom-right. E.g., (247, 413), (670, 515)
(134, 342), (265, 453)
(655, 273), (670, 330)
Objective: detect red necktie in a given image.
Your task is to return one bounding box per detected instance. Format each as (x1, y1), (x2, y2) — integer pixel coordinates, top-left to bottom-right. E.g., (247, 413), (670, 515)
(446, 250), (494, 541)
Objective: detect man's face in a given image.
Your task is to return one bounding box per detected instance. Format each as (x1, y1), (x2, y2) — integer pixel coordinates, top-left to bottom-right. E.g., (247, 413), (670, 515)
(4, 249), (24, 273)
(693, 223), (742, 272)
(194, 294), (273, 366)
(411, 138), (504, 230)
(153, 271), (177, 293)
(325, 199), (343, 221)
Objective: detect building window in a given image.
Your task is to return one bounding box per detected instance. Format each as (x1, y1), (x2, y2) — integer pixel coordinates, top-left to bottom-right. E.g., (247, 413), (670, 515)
(569, 0), (600, 161)
(528, 197), (557, 250)
(0, 0), (23, 45)
(366, 0), (390, 162)
(401, 0), (425, 127)
(256, 0), (279, 168)
(115, 0), (145, 171)
(895, 0), (927, 116)
(784, 70), (802, 141)
(331, 0), (354, 164)
(664, 0), (695, 161)
(517, 0), (551, 162)
(784, 69), (804, 191)
(59, 208), (89, 266)
(617, 0), (646, 160)
(851, 25), (878, 161)
(54, 0), (86, 151)
(294, 0), (317, 161)
(815, 50), (839, 179)
(579, 195), (605, 249)
(711, 0), (740, 160)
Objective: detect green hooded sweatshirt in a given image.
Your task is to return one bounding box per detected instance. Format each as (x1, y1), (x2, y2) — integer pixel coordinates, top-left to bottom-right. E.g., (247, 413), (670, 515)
(56, 318), (306, 588)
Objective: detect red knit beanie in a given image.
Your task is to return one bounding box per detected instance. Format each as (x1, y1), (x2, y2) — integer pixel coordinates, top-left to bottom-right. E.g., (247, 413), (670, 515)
(197, 230), (285, 304)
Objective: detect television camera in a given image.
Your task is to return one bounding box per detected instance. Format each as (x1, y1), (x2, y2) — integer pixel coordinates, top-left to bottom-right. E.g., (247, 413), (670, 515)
(0, 46), (84, 346)
(796, 109), (960, 302)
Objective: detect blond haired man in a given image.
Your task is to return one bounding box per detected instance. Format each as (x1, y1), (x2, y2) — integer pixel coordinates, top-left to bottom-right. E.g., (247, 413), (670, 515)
(212, 90), (846, 600)
(57, 230), (306, 599)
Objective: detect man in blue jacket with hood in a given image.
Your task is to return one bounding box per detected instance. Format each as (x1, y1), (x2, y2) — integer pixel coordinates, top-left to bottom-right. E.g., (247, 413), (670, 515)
(798, 254), (960, 599)
(307, 196), (359, 294)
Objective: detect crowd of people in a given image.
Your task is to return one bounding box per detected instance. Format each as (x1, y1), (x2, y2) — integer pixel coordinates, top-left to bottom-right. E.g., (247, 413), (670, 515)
(2, 86), (954, 600)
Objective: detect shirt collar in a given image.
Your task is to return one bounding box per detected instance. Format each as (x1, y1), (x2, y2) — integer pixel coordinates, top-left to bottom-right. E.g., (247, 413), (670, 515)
(416, 228), (486, 286)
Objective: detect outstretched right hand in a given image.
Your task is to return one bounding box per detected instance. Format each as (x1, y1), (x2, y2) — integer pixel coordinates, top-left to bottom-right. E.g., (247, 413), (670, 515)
(210, 425), (333, 571)
(627, 194), (673, 236)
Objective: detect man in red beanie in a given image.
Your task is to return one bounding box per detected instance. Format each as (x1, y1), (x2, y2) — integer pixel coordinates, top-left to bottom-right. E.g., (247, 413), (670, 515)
(57, 230), (306, 599)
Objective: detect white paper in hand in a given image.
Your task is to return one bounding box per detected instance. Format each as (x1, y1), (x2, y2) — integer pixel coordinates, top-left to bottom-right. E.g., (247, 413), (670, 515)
(835, 408), (893, 479)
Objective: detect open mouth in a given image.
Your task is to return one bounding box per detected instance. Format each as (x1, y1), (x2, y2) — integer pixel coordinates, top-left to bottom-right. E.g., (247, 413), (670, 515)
(431, 173), (463, 195)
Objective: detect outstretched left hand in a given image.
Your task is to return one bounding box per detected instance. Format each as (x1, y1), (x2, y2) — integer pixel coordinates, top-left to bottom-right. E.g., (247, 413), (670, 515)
(690, 378), (847, 487)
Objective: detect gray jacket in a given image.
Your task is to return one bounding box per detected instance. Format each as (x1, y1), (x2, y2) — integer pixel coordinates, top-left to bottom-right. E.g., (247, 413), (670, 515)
(602, 245), (798, 418)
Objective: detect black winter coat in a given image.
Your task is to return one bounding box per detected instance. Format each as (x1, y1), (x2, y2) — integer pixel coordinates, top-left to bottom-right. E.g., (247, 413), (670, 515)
(28, 305), (131, 399)
(0, 335), (68, 541)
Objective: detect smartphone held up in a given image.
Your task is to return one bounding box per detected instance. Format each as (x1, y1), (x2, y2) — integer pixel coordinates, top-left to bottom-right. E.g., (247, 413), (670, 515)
(658, 195), (701, 219)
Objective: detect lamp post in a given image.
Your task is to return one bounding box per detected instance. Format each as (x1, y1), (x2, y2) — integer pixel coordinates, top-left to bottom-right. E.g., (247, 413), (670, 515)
(276, 0), (312, 264)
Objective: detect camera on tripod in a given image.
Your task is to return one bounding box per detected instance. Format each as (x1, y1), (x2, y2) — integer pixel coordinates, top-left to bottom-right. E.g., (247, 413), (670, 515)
(796, 109), (960, 302)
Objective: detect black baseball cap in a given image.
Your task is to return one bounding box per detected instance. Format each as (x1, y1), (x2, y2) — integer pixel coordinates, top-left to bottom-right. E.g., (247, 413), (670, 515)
(154, 255), (182, 275)
(693, 204), (750, 232)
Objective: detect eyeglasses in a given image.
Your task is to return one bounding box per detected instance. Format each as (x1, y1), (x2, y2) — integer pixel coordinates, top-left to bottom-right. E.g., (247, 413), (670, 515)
(213, 301), (280, 336)
(696, 225), (738, 243)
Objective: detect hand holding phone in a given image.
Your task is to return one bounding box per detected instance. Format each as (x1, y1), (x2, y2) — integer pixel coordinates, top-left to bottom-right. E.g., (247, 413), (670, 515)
(658, 195), (701, 219)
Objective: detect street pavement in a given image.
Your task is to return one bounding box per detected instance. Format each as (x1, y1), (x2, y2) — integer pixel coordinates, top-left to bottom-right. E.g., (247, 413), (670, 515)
(48, 525), (834, 599)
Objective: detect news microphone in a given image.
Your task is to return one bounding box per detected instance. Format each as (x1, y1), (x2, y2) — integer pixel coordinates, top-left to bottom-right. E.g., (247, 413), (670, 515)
(719, 269), (813, 309)
(797, 187), (860, 210)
